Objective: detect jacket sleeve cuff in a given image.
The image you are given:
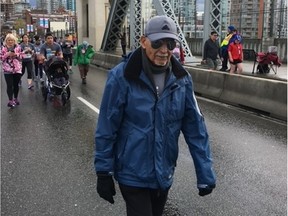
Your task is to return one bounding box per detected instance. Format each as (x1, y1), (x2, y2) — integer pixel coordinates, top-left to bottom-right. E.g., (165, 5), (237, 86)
(96, 171), (113, 176)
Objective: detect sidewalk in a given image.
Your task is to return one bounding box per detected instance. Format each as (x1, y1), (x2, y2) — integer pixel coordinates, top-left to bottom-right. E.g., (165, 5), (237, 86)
(185, 56), (287, 81)
(112, 48), (287, 81)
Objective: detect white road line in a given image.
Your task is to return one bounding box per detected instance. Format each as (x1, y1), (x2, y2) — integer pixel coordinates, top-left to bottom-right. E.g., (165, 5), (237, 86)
(77, 97), (100, 114)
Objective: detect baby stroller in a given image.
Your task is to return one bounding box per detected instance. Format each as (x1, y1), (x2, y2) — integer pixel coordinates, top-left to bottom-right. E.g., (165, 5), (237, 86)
(253, 47), (281, 74)
(41, 56), (71, 105)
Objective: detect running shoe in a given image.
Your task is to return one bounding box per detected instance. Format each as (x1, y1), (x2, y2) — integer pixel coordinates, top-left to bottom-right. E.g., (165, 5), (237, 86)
(13, 98), (20, 105)
(7, 101), (15, 108)
(82, 77), (86, 84)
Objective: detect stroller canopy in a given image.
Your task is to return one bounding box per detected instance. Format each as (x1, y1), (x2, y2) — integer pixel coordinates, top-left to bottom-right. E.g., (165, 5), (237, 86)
(45, 56), (68, 77)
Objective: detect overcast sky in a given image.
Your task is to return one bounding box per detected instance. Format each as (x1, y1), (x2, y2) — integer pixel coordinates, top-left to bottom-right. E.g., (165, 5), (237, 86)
(29, 0), (36, 7)
(197, 0), (205, 12)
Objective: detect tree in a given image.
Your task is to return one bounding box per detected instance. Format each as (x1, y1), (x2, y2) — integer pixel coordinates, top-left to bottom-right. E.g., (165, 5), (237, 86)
(14, 18), (25, 33)
(56, 6), (66, 14)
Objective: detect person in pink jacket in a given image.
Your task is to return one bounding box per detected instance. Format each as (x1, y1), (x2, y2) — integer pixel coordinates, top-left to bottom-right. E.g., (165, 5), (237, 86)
(0, 33), (23, 108)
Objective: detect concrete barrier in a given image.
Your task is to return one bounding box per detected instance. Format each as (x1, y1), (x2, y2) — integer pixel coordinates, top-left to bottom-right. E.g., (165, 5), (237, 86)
(188, 68), (225, 99)
(91, 52), (287, 121)
(220, 75), (287, 119)
(187, 67), (287, 120)
(92, 52), (121, 69)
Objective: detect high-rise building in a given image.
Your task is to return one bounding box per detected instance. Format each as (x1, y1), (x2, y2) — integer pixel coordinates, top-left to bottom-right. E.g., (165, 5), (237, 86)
(66, 0), (75, 12)
(230, 0), (263, 38)
(59, 0), (67, 8)
(170, 0), (196, 36)
(141, 0), (197, 37)
(36, 0), (61, 13)
(14, 0), (30, 13)
(36, 0), (48, 11)
(274, 0), (287, 38)
(230, 0), (287, 39)
(0, 0), (14, 21)
(51, 0), (59, 12)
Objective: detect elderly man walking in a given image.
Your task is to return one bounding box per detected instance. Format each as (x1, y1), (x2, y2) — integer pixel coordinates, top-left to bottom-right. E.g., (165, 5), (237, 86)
(94, 15), (216, 216)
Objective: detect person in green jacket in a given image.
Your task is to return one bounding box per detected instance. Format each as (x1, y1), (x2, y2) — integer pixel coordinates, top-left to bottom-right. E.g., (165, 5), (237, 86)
(73, 41), (95, 84)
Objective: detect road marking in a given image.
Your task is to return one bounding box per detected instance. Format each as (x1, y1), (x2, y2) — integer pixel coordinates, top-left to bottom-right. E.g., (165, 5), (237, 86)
(77, 97), (100, 114)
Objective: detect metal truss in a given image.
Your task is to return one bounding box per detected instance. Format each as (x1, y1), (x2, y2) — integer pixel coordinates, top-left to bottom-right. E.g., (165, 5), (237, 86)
(102, 0), (195, 61)
(152, 0), (194, 61)
(203, 0), (222, 45)
(101, 0), (129, 51)
(129, 0), (142, 50)
(210, 0), (221, 35)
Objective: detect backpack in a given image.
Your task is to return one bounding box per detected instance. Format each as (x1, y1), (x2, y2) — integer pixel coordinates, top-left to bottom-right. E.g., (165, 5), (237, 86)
(257, 64), (270, 73)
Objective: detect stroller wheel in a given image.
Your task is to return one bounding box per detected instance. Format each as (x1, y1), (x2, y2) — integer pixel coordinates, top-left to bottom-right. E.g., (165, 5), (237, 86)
(41, 86), (48, 101)
(61, 91), (68, 106)
(66, 86), (71, 100)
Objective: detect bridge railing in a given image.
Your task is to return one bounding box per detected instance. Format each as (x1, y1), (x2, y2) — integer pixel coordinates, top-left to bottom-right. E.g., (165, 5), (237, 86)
(186, 38), (287, 63)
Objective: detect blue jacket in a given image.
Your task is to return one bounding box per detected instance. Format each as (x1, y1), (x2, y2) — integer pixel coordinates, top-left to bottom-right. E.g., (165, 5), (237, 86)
(94, 48), (216, 190)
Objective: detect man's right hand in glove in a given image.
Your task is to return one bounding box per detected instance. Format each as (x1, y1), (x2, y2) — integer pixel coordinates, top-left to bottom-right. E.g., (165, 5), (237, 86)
(96, 172), (116, 204)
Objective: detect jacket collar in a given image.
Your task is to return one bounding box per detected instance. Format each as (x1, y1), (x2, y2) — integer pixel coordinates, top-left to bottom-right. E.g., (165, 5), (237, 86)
(124, 47), (187, 81)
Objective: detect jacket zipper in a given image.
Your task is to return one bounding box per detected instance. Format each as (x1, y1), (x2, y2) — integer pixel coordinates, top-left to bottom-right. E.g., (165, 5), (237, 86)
(155, 86), (160, 100)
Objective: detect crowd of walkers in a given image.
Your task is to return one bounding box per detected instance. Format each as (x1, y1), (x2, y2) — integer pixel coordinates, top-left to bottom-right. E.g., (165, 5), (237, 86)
(0, 31), (95, 108)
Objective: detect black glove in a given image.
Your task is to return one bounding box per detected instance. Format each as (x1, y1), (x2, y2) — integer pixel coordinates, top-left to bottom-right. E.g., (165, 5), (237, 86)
(198, 184), (215, 196)
(96, 173), (116, 204)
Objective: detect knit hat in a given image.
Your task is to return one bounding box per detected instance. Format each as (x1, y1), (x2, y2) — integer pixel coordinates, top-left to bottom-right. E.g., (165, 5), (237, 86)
(228, 25), (236, 31)
(235, 34), (242, 42)
(144, 15), (179, 42)
(82, 41), (89, 48)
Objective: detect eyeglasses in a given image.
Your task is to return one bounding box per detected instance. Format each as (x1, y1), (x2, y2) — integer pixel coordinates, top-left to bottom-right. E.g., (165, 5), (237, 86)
(150, 39), (177, 51)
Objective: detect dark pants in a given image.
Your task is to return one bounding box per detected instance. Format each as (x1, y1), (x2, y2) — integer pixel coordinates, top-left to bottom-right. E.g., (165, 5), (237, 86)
(78, 64), (89, 79)
(121, 45), (126, 55)
(21, 60), (33, 79)
(119, 184), (169, 216)
(63, 53), (73, 66)
(34, 60), (43, 78)
(221, 51), (228, 70)
(4, 73), (22, 100)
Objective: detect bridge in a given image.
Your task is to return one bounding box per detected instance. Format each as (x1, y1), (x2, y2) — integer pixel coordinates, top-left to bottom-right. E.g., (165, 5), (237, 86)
(75, 0), (287, 63)
(76, 0), (221, 62)
(74, 0), (287, 121)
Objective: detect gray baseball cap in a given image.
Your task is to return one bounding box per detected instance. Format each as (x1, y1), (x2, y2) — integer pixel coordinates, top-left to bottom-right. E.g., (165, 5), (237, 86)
(144, 15), (179, 42)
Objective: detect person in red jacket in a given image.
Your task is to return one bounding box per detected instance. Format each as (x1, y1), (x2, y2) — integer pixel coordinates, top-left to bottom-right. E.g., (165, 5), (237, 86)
(228, 34), (243, 74)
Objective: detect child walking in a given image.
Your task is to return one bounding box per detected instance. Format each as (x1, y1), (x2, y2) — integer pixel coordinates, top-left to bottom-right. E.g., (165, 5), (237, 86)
(228, 34), (243, 74)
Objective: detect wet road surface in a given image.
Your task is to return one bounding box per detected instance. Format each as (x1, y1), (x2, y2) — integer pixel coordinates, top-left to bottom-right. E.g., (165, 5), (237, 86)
(1, 65), (286, 216)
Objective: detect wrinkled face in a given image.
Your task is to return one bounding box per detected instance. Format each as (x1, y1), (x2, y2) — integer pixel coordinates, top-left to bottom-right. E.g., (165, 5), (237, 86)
(22, 35), (29, 43)
(46, 36), (54, 45)
(140, 36), (176, 66)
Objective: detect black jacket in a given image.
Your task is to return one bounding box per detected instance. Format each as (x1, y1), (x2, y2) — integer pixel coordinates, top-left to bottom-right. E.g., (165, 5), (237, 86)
(203, 38), (220, 60)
